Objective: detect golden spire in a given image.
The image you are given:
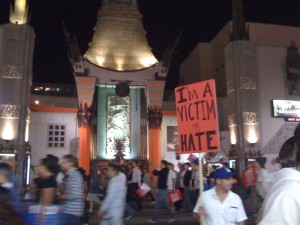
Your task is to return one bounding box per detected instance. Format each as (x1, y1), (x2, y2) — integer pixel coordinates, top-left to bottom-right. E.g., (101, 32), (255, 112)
(84, 0), (157, 71)
(10, 0), (28, 25)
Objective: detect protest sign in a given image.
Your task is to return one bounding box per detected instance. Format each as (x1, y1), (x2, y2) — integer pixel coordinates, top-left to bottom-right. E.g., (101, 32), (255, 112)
(175, 79), (220, 154)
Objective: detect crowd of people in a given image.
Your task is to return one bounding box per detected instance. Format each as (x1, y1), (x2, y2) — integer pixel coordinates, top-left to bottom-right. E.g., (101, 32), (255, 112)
(1, 124), (300, 225)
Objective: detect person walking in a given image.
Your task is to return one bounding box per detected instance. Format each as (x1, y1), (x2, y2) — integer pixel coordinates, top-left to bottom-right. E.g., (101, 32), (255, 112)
(147, 160), (176, 224)
(97, 164), (127, 225)
(142, 168), (155, 203)
(35, 155), (60, 205)
(182, 163), (192, 212)
(127, 161), (143, 210)
(193, 167), (247, 225)
(59, 155), (85, 225)
(258, 124), (300, 225)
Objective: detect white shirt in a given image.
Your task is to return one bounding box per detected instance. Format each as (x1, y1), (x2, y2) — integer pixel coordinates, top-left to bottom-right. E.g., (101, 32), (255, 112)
(129, 167), (142, 186)
(167, 170), (176, 190)
(193, 187), (247, 225)
(192, 170), (200, 189)
(255, 168), (269, 199)
(258, 168), (300, 225)
(180, 170), (185, 188)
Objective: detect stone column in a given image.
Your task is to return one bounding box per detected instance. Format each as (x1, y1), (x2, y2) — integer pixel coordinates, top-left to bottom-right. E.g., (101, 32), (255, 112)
(225, 41), (261, 174)
(0, 24), (35, 189)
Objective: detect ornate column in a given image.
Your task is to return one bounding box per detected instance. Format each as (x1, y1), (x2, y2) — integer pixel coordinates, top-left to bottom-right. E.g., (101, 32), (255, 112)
(225, 41), (261, 174)
(75, 77), (96, 174)
(147, 81), (165, 167)
(0, 24), (35, 190)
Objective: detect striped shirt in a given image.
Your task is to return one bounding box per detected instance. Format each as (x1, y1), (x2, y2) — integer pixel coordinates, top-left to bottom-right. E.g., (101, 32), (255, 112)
(63, 168), (85, 217)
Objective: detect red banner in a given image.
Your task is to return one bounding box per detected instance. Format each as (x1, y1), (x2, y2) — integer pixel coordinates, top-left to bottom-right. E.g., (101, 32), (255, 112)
(175, 80), (220, 154)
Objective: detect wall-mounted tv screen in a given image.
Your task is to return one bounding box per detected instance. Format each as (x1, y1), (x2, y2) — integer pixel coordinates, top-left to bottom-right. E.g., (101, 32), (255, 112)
(272, 100), (300, 118)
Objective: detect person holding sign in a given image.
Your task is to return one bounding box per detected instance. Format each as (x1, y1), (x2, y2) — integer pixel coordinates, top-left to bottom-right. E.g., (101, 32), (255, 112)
(193, 168), (247, 225)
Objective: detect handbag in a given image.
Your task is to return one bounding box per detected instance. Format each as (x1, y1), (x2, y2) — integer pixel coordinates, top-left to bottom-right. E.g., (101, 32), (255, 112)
(135, 183), (151, 199)
(167, 189), (182, 204)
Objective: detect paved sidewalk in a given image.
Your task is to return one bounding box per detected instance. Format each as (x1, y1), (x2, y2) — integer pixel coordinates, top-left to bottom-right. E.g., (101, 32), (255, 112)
(89, 202), (197, 225)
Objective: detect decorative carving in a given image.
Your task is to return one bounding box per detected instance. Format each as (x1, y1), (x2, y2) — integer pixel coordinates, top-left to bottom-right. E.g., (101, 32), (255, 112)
(228, 113), (237, 127)
(77, 103), (92, 128)
(147, 106), (163, 129)
(1, 65), (23, 79)
(106, 95), (130, 157)
(240, 76), (257, 90)
(226, 80), (235, 94)
(243, 112), (259, 124)
(263, 123), (298, 154)
(0, 104), (20, 119)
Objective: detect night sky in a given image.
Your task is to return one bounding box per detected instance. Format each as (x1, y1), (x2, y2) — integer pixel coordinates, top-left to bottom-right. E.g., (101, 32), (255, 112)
(1, 0), (300, 90)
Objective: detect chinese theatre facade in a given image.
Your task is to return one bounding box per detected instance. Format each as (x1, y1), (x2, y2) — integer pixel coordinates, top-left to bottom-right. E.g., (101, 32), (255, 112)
(73, 0), (169, 172)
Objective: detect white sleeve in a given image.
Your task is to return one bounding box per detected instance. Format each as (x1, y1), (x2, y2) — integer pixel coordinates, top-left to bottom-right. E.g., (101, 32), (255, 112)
(236, 197), (247, 222)
(193, 196), (201, 213)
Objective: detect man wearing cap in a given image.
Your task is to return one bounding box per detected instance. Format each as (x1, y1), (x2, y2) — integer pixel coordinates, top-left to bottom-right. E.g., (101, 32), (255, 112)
(193, 167), (247, 225)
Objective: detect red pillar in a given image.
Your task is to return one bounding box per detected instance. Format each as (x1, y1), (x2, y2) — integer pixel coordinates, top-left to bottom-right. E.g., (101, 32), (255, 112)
(148, 128), (162, 168)
(78, 127), (91, 175)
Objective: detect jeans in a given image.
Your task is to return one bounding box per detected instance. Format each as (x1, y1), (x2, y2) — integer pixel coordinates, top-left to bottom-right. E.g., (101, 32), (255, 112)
(152, 189), (175, 221)
(125, 203), (134, 217)
(183, 186), (192, 211)
(60, 213), (80, 225)
(99, 217), (124, 225)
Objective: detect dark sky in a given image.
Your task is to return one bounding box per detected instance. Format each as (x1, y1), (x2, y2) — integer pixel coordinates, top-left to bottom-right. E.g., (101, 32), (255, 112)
(1, 0), (300, 89)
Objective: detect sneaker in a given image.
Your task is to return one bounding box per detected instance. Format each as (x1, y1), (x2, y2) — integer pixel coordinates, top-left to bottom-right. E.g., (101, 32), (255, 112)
(147, 218), (157, 224)
(125, 214), (134, 220)
(167, 218), (176, 223)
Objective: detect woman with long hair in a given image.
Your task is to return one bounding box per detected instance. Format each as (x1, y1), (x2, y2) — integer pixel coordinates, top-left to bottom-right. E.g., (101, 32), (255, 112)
(35, 155), (59, 205)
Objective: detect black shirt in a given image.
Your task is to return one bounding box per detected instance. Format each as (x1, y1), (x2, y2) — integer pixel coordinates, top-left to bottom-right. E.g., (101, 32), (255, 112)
(153, 167), (169, 190)
(183, 170), (192, 187)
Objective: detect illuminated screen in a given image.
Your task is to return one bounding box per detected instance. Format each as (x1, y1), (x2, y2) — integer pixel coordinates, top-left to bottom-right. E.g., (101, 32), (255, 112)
(272, 100), (300, 118)
(106, 95), (131, 158)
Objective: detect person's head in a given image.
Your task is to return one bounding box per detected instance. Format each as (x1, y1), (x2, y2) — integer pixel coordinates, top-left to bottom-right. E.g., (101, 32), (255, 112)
(254, 157), (267, 170)
(213, 168), (234, 192)
(0, 163), (11, 183)
(102, 167), (108, 176)
(107, 164), (120, 178)
(160, 160), (168, 169)
(131, 161), (138, 167)
(183, 163), (190, 170)
(60, 155), (78, 172)
(143, 168), (148, 174)
(167, 163), (174, 170)
(192, 162), (198, 170)
(37, 155), (60, 177)
(4, 159), (15, 173)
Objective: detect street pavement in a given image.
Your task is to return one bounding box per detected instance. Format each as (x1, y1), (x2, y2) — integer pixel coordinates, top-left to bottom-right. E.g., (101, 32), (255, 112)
(89, 201), (256, 225)
(89, 202), (197, 225)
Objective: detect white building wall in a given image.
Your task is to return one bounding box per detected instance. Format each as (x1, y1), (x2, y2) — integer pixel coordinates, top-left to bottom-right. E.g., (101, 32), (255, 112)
(29, 112), (78, 165)
(256, 45), (298, 147)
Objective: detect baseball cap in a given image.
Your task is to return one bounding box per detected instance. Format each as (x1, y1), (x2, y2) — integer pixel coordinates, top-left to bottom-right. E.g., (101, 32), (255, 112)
(213, 167), (233, 179)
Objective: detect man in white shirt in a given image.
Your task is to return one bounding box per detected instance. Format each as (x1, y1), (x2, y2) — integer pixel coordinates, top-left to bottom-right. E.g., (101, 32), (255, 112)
(254, 157), (269, 200)
(258, 124), (300, 225)
(128, 161), (143, 210)
(167, 163), (176, 192)
(193, 167), (247, 225)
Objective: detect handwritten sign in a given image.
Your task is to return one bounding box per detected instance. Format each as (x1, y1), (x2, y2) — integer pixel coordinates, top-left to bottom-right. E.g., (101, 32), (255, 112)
(175, 80), (220, 154)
